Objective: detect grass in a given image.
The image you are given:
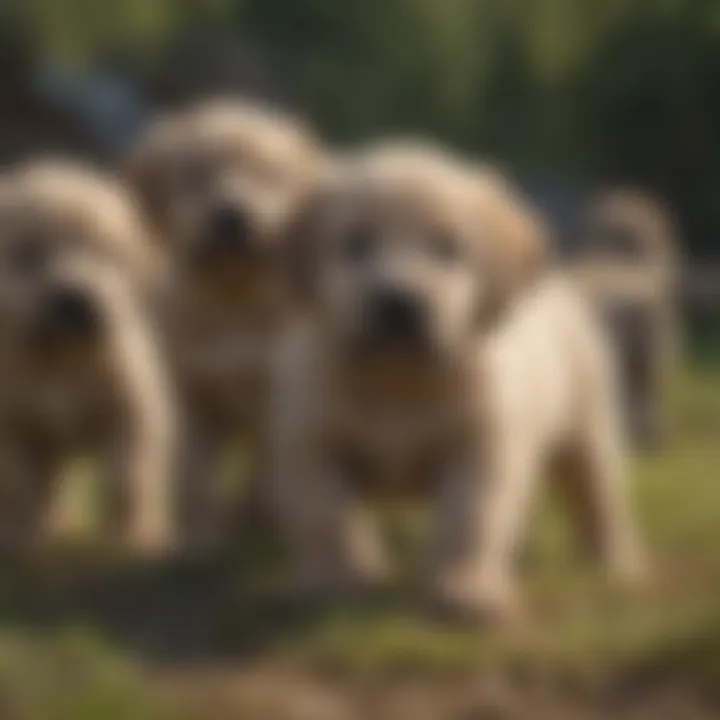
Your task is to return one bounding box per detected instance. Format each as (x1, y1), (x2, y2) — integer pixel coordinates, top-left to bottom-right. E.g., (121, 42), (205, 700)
(0, 355), (719, 717)
(0, 630), (169, 720)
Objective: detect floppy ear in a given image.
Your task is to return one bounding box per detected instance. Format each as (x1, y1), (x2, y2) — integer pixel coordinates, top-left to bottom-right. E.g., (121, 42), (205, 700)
(122, 120), (175, 236)
(281, 155), (340, 303)
(116, 206), (170, 301)
(473, 171), (548, 324)
(591, 190), (678, 267)
(283, 187), (327, 304)
(88, 181), (170, 306)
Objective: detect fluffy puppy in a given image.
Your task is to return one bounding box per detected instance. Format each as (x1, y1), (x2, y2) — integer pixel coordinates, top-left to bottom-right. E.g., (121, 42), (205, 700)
(574, 190), (679, 448)
(124, 99), (326, 551)
(0, 160), (175, 552)
(270, 142), (647, 620)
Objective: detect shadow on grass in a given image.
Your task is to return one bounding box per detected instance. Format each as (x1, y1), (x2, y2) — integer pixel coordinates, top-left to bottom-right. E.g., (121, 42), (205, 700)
(0, 531), (426, 669)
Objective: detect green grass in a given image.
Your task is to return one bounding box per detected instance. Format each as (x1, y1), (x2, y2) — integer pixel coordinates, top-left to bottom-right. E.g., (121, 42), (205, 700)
(228, 358), (720, 681)
(0, 357), (719, 717)
(0, 630), (169, 720)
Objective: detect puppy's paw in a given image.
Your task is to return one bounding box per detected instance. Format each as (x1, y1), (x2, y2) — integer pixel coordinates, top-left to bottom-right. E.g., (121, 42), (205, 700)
(126, 521), (175, 558)
(608, 547), (653, 595)
(429, 568), (522, 626)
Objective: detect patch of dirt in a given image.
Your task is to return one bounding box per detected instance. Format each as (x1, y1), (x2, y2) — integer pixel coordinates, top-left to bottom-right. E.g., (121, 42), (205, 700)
(155, 664), (720, 720)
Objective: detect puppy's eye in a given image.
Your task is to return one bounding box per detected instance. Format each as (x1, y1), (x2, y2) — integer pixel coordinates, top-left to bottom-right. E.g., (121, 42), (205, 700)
(427, 231), (461, 263)
(8, 237), (46, 275)
(340, 224), (376, 263)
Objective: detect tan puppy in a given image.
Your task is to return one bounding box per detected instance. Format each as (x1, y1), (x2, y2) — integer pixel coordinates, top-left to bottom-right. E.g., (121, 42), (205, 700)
(0, 160), (175, 552)
(574, 190), (679, 448)
(269, 143), (647, 620)
(125, 99), (325, 551)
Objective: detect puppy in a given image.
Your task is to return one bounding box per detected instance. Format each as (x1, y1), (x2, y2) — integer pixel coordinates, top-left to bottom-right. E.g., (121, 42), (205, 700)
(574, 190), (679, 448)
(125, 99), (326, 551)
(0, 160), (175, 552)
(269, 143), (647, 620)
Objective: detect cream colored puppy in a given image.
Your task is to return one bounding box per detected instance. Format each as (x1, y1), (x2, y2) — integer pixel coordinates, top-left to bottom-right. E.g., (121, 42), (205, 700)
(270, 143), (647, 620)
(574, 190), (679, 448)
(0, 160), (175, 552)
(125, 99), (325, 551)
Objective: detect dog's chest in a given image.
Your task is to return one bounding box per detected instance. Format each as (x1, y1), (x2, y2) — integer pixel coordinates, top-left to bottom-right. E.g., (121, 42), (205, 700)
(178, 326), (274, 423)
(326, 400), (467, 499)
(179, 330), (273, 377)
(15, 376), (110, 446)
(338, 407), (449, 454)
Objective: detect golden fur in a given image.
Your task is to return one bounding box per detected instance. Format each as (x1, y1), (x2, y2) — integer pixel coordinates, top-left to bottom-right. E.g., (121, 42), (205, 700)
(574, 189), (679, 447)
(269, 143), (647, 620)
(0, 160), (176, 551)
(124, 99), (326, 551)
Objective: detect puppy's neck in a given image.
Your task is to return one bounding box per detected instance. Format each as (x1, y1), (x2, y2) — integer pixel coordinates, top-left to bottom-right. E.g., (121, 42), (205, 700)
(325, 339), (474, 420)
(173, 274), (290, 332)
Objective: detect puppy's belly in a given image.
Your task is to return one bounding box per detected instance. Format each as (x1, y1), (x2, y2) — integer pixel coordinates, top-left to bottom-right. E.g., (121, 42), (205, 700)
(179, 335), (274, 430)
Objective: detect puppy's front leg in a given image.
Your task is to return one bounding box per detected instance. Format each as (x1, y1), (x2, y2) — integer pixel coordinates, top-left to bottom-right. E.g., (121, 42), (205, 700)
(176, 418), (223, 555)
(105, 313), (177, 555)
(268, 329), (388, 600)
(429, 443), (540, 622)
(105, 415), (174, 555)
(272, 450), (388, 600)
(0, 432), (58, 551)
(228, 416), (274, 535)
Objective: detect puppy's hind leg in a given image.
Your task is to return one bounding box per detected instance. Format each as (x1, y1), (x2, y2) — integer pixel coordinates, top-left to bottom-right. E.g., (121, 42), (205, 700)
(554, 410), (648, 588)
(635, 310), (675, 450)
(623, 329), (664, 450)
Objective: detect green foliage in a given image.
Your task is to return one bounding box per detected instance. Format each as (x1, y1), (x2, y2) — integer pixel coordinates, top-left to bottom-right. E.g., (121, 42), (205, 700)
(2, 0), (232, 67)
(0, 629), (169, 720)
(1, 0), (719, 249)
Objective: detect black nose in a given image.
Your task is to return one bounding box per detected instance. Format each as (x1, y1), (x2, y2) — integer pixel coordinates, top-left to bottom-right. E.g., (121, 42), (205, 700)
(209, 204), (251, 252)
(45, 287), (100, 337)
(367, 288), (425, 345)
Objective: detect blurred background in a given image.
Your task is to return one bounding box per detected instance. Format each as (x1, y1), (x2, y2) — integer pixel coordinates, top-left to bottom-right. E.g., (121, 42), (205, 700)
(0, 2), (719, 719)
(1, 0), (719, 258)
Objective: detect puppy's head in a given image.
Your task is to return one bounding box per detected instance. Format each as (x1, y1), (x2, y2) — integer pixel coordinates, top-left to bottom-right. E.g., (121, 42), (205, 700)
(0, 160), (158, 367)
(125, 99), (324, 305)
(290, 141), (546, 365)
(579, 190), (676, 268)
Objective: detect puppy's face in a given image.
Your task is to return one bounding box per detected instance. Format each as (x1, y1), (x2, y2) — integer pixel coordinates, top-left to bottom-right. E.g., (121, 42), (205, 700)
(295, 145), (546, 365)
(580, 192), (673, 267)
(127, 101), (323, 304)
(0, 163), (155, 368)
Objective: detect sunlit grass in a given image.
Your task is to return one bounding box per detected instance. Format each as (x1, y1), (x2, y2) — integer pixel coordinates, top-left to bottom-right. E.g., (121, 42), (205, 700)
(238, 357), (720, 679)
(0, 630), (168, 720)
(0, 357), (717, 717)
